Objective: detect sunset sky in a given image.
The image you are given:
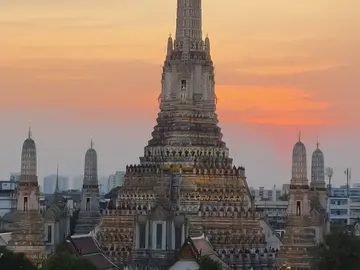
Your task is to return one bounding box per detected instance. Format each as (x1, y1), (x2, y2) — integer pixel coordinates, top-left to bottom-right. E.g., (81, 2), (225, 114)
(1, 0), (359, 188)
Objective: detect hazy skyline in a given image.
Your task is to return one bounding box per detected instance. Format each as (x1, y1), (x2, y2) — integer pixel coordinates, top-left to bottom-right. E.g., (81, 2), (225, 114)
(1, 0), (359, 188)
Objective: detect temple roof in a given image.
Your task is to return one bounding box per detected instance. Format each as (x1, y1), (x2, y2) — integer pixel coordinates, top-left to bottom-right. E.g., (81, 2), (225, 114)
(69, 233), (118, 270)
(171, 233), (231, 270)
(1, 211), (16, 223)
(0, 232), (11, 247)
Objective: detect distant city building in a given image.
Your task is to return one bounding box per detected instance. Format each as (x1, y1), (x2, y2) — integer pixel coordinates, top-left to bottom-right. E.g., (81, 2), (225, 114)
(0, 181), (17, 218)
(327, 183), (360, 226)
(107, 175), (115, 193)
(250, 185), (284, 201)
(9, 173), (20, 182)
(255, 200), (288, 235)
(98, 176), (107, 195)
(71, 175), (83, 190)
(107, 171), (125, 192)
(43, 174), (69, 194)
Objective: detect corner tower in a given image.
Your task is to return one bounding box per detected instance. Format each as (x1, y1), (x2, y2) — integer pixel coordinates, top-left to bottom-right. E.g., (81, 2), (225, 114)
(311, 139), (326, 189)
(74, 139), (100, 235)
(291, 132), (308, 186)
(277, 132), (316, 269)
(289, 132), (310, 216)
(8, 127), (46, 264)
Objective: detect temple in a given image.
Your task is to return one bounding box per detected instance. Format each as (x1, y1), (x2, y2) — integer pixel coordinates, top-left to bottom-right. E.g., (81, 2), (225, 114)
(75, 139), (100, 234)
(277, 135), (327, 269)
(7, 127), (48, 266)
(43, 166), (71, 253)
(96, 0), (279, 269)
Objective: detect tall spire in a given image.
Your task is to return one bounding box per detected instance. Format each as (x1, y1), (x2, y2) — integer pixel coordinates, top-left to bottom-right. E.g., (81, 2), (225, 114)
(175, 0), (202, 41)
(316, 136), (319, 149)
(28, 121), (32, 138)
(143, 0), (227, 167)
(55, 164), (59, 193)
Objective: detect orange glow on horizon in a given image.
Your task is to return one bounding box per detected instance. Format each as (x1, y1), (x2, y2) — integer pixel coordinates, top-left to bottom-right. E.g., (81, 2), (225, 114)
(0, 0), (359, 128)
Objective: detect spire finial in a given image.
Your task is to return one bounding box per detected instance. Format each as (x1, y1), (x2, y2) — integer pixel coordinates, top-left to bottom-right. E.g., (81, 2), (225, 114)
(298, 130), (301, 142)
(316, 136), (319, 149)
(90, 137), (94, 149)
(28, 121), (32, 138)
(55, 164), (59, 193)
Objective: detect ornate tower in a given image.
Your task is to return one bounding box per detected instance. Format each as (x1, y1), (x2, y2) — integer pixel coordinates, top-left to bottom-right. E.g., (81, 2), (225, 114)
(143, 0), (228, 168)
(74, 139), (100, 235)
(311, 139), (326, 189)
(97, 1), (278, 269)
(310, 139), (327, 211)
(291, 132), (308, 187)
(288, 133), (310, 216)
(277, 133), (316, 269)
(8, 127), (46, 264)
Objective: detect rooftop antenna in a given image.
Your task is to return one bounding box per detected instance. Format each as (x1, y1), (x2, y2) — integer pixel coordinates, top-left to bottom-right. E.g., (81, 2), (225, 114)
(325, 167), (333, 196)
(345, 168), (351, 197)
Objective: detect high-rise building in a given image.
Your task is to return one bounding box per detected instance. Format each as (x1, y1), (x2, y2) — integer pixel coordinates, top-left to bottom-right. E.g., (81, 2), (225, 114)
(107, 171), (125, 192)
(43, 174), (69, 194)
(98, 176), (108, 195)
(71, 175), (83, 190)
(97, 1), (279, 268)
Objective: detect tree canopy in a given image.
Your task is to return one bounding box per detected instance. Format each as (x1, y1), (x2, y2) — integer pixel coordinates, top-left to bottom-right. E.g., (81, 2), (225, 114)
(0, 249), (37, 270)
(197, 255), (221, 270)
(104, 186), (120, 199)
(42, 253), (98, 270)
(312, 226), (360, 270)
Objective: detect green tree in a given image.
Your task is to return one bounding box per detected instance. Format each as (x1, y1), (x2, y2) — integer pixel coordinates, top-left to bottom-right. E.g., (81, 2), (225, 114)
(313, 227), (360, 270)
(42, 253), (97, 270)
(0, 249), (37, 270)
(197, 255), (221, 270)
(104, 186), (120, 200)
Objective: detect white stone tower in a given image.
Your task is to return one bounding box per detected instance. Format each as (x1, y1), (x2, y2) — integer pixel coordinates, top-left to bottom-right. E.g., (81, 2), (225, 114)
(278, 133), (318, 269)
(8, 127), (46, 263)
(75, 139), (100, 234)
(288, 132), (310, 216)
(310, 139), (327, 210)
(311, 139), (326, 189)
